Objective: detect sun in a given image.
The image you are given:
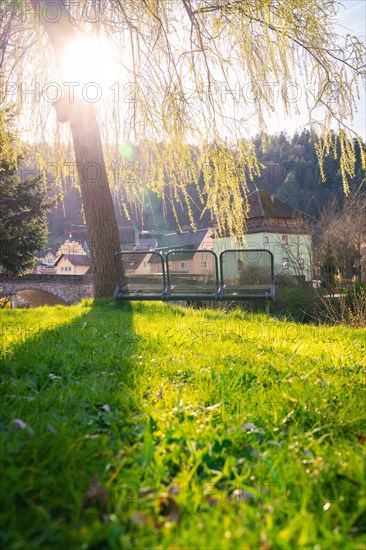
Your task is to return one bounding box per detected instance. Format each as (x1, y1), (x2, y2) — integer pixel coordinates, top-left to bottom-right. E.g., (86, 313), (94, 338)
(60, 36), (119, 97)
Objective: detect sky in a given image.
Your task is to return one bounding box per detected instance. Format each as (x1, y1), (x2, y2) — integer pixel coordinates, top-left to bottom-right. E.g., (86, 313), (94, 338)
(268, 0), (365, 139)
(341, 0), (365, 39)
(326, 0), (365, 138)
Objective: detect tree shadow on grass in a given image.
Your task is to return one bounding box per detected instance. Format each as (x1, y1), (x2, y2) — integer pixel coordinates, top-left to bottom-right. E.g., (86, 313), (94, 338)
(0, 300), (147, 548)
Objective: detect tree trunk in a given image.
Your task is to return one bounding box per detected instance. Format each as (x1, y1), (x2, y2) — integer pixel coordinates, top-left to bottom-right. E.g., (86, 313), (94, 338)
(69, 102), (121, 297)
(29, 0), (122, 298)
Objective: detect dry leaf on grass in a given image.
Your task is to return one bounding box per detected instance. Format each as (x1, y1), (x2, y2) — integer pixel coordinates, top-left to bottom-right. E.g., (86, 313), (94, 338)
(229, 489), (256, 503)
(131, 511), (149, 525)
(168, 484), (180, 495)
(205, 495), (219, 506)
(83, 473), (109, 513)
(242, 422), (258, 431)
(11, 419), (27, 430)
(156, 496), (180, 526)
(138, 487), (156, 498)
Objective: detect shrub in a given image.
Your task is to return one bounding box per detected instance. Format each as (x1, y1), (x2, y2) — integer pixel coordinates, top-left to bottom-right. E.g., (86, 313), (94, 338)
(317, 282), (366, 327)
(275, 284), (321, 322)
(236, 264), (271, 285)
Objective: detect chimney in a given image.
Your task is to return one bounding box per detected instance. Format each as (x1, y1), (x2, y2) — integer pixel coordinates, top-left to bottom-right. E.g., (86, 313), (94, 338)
(270, 194), (275, 203)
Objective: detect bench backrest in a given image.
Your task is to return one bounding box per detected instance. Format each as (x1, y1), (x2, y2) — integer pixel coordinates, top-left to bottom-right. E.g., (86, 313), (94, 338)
(220, 249), (275, 299)
(114, 251), (166, 300)
(166, 249), (219, 299)
(114, 248), (274, 301)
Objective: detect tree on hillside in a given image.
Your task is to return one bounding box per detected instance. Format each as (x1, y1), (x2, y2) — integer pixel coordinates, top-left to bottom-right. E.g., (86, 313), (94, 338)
(315, 194), (366, 284)
(0, 107), (54, 273)
(0, 0), (364, 296)
(252, 131), (365, 217)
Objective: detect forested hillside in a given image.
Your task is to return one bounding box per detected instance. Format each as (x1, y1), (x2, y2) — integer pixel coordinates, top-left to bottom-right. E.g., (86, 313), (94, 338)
(251, 131), (365, 218)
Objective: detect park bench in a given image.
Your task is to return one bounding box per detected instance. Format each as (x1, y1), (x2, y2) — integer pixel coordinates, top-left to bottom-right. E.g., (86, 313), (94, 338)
(114, 248), (275, 311)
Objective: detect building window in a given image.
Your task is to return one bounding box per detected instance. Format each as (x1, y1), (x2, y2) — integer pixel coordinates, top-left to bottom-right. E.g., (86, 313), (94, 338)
(200, 261), (207, 268)
(264, 236), (269, 244)
(180, 261), (187, 269)
(282, 235), (288, 245)
(298, 258), (305, 269)
(282, 258), (289, 270)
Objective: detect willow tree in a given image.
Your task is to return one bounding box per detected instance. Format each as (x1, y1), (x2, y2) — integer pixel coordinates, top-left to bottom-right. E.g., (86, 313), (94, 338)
(0, 0), (364, 297)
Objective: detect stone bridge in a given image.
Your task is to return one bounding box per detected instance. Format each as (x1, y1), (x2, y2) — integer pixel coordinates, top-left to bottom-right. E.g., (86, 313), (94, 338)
(0, 274), (94, 306)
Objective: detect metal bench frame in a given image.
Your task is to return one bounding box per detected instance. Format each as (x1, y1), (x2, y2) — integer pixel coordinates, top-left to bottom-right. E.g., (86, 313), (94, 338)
(114, 248), (275, 311)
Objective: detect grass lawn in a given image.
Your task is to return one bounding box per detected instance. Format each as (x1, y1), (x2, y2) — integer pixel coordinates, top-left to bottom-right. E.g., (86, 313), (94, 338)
(0, 300), (365, 549)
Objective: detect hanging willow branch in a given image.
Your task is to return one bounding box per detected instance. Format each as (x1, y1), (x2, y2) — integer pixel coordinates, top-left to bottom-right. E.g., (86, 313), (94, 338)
(0, 0), (365, 238)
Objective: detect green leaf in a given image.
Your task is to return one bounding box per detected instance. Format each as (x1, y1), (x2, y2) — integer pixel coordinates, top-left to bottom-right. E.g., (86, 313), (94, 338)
(141, 427), (154, 466)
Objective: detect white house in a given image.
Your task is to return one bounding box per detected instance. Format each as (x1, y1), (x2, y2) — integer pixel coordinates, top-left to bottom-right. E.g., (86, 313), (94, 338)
(53, 254), (91, 275)
(212, 189), (313, 281)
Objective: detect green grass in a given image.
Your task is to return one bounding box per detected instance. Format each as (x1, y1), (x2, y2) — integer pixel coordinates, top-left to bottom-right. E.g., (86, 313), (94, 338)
(0, 300), (365, 549)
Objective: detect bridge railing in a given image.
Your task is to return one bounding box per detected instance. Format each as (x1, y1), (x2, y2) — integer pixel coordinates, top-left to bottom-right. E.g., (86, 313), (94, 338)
(114, 248), (275, 308)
